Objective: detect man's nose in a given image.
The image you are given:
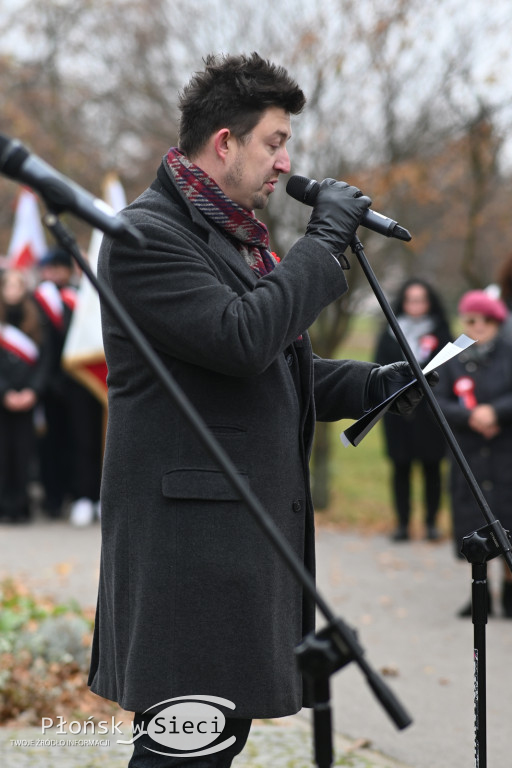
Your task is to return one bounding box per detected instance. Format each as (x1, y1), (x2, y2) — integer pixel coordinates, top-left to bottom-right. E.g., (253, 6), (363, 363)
(275, 147), (291, 174)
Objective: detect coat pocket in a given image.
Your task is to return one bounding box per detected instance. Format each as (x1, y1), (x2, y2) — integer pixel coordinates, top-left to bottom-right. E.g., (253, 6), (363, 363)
(162, 468), (248, 501)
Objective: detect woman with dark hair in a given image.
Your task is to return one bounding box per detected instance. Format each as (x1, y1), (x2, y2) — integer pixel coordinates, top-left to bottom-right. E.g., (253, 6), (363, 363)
(375, 278), (452, 541)
(0, 270), (50, 521)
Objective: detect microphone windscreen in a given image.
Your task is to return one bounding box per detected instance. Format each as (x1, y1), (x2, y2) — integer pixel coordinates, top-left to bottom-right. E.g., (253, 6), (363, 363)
(286, 175), (319, 205)
(0, 133), (11, 155)
(0, 140), (28, 175)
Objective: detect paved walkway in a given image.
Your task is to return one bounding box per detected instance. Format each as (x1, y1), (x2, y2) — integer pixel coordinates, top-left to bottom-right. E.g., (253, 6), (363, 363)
(1, 516), (511, 767)
(314, 527), (512, 768)
(0, 720), (410, 768)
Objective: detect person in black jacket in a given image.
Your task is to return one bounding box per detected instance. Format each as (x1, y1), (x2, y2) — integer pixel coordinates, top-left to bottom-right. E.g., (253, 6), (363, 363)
(0, 269), (50, 522)
(88, 54), (436, 768)
(375, 278), (451, 541)
(436, 290), (512, 617)
(34, 248), (77, 518)
(35, 248), (103, 526)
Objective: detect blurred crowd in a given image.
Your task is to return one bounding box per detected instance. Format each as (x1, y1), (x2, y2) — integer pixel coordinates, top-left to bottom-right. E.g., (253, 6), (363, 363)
(374, 255), (512, 618)
(0, 248), (103, 527)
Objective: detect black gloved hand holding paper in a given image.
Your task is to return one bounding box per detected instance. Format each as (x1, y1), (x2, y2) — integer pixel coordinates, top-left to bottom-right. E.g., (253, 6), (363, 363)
(366, 361), (439, 416)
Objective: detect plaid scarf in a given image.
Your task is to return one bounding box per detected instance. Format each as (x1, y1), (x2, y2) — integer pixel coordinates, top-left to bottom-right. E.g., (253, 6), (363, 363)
(166, 147), (278, 277)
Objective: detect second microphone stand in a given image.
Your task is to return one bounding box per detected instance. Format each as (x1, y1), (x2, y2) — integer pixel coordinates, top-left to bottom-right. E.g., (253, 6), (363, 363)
(350, 234), (512, 768)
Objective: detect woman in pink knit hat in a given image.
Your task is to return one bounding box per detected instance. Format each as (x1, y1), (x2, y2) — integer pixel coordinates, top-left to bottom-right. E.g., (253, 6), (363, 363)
(436, 289), (512, 617)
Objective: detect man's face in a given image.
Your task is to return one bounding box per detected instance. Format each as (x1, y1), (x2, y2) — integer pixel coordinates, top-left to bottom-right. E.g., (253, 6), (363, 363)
(222, 106), (292, 211)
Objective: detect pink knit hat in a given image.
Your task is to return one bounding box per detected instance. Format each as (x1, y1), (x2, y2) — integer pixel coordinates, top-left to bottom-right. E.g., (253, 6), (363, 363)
(458, 290), (508, 323)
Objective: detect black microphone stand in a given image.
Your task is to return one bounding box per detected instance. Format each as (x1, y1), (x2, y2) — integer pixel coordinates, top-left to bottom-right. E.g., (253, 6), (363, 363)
(459, 522), (507, 768)
(40, 211), (412, 768)
(349, 234), (512, 768)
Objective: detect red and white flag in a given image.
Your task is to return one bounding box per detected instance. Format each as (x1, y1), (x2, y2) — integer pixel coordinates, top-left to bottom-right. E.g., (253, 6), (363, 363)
(6, 188), (47, 270)
(62, 173), (127, 406)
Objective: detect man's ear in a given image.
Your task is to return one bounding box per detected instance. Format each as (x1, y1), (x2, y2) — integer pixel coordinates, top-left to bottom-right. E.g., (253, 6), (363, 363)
(213, 128), (232, 162)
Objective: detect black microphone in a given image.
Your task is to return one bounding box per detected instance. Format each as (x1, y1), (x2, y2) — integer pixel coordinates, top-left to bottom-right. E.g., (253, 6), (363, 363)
(0, 133), (145, 248)
(286, 175), (411, 242)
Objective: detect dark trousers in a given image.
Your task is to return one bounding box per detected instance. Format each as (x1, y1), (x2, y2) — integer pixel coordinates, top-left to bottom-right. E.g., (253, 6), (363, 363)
(392, 460), (442, 527)
(67, 381), (103, 501)
(128, 714), (252, 768)
(0, 407), (36, 520)
(38, 389), (73, 514)
(39, 380), (103, 513)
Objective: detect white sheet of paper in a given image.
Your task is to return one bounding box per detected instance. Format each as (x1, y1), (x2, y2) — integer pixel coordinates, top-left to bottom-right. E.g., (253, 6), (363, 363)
(421, 333), (475, 374)
(340, 333), (476, 448)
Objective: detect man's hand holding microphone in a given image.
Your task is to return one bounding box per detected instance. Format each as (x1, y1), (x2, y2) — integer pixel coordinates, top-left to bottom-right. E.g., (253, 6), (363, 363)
(294, 176), (438, 416)
(302, 178), (372, 267)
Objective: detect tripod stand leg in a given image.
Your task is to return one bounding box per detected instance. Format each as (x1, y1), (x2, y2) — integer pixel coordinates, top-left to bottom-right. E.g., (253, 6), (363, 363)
(312, 678), (333, 768)
(472, 562), (488, 768)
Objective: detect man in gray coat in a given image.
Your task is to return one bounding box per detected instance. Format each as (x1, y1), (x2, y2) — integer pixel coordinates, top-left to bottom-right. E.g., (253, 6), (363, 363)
(88, 53), (426, 767)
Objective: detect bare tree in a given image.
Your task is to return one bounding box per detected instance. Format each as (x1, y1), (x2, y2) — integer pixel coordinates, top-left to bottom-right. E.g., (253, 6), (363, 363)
(2, 0), (512, 509)
(0, 0), (186, 243)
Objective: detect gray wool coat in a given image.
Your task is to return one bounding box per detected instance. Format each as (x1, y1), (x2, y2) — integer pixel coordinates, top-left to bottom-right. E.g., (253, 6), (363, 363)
(88, 161), (377, 718)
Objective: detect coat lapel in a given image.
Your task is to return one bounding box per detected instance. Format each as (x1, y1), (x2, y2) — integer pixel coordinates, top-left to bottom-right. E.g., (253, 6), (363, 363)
(206, 226), (259, 289)
(157, 160), (259, 289)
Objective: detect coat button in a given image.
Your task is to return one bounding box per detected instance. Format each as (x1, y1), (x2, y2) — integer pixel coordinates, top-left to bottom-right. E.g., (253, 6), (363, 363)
(292, 499), (302, 512)
(482, 480), (493, 491)
(286, 353), (294, 366)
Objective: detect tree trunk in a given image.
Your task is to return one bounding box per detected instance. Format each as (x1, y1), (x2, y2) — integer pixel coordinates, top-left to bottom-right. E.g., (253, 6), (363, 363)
(311, 421), (330, 509)
(308, 266), (363, 510)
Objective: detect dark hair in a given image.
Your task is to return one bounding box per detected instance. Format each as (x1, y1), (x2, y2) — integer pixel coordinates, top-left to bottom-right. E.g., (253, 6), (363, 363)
(178, 52), (306, 158)
(497, 253), (512, 307)
(392, 278), (450, 328)
(39, 247), (73, 269)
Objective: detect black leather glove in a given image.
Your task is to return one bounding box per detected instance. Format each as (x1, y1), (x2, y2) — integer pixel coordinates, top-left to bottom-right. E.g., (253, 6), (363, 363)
(304, 178), (372, 264)
(365, 362), (439, 416)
